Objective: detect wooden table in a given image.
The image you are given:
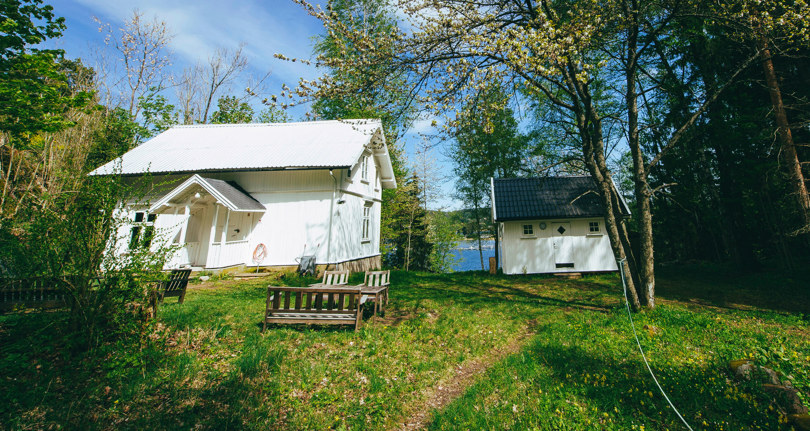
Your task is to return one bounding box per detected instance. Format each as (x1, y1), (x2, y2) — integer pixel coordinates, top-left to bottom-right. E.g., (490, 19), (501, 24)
(307, 283), (389, 316)
(359, 285), (388, 315)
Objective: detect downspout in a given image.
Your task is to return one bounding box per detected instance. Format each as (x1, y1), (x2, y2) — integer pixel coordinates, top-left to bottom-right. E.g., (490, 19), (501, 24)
(326, 169), (337, 270)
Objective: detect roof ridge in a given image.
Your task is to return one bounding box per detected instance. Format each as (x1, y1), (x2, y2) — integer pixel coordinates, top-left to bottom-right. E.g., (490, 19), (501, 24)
(171, 119), (381, 129)
(495, 175), (592, 181)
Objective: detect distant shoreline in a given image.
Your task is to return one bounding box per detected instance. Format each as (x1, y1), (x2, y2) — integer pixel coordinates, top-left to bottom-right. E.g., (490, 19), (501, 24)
(454, 239), (495, 251)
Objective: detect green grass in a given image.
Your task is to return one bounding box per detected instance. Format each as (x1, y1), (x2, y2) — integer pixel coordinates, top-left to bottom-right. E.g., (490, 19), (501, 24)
(1, 267), (808, 430)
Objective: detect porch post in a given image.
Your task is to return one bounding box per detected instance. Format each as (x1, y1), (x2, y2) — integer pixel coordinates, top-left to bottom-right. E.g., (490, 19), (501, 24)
(172, 207), (179, 243)
(218, 207), (230, 267)
(207, 204), (220, 268)
(179, 202), (191, 243)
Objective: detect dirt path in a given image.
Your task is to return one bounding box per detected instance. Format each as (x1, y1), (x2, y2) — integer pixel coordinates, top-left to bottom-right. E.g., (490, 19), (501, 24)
(393, 328), (535, 431)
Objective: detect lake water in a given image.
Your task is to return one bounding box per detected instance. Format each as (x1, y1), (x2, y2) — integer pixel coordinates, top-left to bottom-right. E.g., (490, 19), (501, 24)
(450, 240), (497, 272)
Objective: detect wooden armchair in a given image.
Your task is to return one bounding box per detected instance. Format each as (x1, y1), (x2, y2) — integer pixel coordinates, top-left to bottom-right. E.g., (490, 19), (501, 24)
(313, 270), (350, 286)
(158, 268), (192, 304)
(362, 270), (390, 315)
(363, 270), (390, 288)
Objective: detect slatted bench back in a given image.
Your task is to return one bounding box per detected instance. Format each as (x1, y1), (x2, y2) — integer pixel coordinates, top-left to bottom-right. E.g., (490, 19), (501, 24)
(267, 286), (362, 314)
(0, 277), (70, 311)
(363, 270), (390, 287)
(162, 269), (191, 298)
(320, 270), (349, 286)
(263, 286), (364, 331)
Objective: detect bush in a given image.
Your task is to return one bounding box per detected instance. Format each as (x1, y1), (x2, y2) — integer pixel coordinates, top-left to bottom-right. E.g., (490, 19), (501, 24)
(0, 173), (175, 349)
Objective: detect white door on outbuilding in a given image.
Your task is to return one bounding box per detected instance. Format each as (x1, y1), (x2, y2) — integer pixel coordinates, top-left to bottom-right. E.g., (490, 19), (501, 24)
(552, 222), (574, 266)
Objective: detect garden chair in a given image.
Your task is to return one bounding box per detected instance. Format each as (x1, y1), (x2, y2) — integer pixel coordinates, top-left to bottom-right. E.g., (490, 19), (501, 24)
(315, 270), (350, 286)
(361, 270), (390, 315)
(158, 268), (192, 304)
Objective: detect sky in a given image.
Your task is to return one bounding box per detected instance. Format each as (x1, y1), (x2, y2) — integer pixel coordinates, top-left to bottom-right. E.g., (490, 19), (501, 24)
(46, 0), (459, 209)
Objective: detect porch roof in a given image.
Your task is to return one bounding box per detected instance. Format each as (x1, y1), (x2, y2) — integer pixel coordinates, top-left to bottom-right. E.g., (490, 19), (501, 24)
(149, 174), (265, 214)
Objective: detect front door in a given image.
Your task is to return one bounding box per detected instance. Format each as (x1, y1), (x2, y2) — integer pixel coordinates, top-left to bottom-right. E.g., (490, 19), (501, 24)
(190, 206), (211, 266)
(552, 222), (574, 268)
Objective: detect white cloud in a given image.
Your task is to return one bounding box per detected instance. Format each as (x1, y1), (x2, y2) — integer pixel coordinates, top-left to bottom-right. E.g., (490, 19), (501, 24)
(72, 0), (323, 84)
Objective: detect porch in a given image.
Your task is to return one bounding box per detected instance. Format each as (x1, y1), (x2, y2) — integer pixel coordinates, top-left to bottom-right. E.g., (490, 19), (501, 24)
(150, 175), (265, 269)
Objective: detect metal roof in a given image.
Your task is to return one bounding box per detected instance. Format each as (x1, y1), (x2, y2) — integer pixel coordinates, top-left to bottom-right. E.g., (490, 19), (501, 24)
(89, 119), (396, 188)
(491, 176), (630, 222)
(149, 175), (265, 213)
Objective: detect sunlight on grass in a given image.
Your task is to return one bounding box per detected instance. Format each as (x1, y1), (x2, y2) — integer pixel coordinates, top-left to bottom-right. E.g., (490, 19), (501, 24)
(1, 270), (807, 430)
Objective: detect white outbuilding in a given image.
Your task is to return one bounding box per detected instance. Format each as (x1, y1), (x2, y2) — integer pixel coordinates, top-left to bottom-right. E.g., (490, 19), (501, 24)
(491, 176), (629, 275)
(90, 119), (396, 272)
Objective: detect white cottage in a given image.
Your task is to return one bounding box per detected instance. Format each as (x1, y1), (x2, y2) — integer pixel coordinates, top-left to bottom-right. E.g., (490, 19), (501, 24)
(89, 119), (396, 272)
(491, 176), (629, 275)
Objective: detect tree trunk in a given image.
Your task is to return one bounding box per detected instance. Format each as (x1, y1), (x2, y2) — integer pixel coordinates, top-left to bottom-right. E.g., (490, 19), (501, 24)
(579, 115), (644, 310)
(473, 201), (484, 270)
(494, 221), (499, 272)
(758, 36), (810, 235)
(715, 134), (759, 267)
(624, 1), (655, 307)
(561, 58), (643, 309)
(405, 207), (415, 271)
(760, 183), (795, 269)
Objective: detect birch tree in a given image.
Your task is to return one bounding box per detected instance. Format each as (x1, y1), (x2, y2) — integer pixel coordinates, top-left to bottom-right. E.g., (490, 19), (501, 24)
(96, 10), (173, 119)
(174, 64), (202, 124)
(199, 45), (249, 123)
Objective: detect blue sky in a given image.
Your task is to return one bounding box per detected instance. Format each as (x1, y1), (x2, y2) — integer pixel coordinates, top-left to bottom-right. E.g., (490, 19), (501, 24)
(47, 0), (457, 209)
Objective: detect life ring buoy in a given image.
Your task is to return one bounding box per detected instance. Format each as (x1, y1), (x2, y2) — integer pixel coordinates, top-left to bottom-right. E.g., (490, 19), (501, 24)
(252, 243), (267, 264)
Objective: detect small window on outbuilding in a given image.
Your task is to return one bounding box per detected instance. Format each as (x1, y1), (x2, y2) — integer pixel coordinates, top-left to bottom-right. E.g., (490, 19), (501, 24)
(522, 224), (534, 236)
(589, 221), (601, 233)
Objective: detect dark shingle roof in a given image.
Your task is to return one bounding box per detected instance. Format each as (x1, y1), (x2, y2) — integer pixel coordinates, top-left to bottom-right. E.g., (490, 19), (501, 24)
(492, 176), (629, 222)
(202, 177), (265, 212)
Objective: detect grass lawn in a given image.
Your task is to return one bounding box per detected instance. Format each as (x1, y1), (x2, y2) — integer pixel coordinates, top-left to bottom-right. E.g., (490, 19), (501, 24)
(1, 266), (808, 430)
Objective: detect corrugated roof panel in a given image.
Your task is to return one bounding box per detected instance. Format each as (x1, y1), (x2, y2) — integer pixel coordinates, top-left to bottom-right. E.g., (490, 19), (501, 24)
(89, 119), (383, 176)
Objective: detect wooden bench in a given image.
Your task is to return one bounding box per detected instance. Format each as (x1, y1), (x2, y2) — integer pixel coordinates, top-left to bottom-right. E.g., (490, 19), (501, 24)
(0, 276), (70, 311)
(362, 270), (390, 315)
(158, 269), (192, 304)
(262, 286), (366, 332)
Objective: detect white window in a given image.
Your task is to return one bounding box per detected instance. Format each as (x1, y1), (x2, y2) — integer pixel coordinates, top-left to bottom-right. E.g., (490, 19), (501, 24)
(227, 212), (249, 242)
(361, 204), (372, 241)
(361, 155), (369, 181)
(589, 221), (601, 233)
(129, 212), (156, 249)
(522, 224), (534, 236)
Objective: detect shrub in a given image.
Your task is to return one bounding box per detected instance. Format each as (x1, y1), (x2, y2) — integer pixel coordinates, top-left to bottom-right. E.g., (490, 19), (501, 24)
(0, 173), (175, 349)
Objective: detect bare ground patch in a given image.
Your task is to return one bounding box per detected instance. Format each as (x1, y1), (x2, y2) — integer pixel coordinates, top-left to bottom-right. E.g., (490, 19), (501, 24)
(392, 326), (535, 431)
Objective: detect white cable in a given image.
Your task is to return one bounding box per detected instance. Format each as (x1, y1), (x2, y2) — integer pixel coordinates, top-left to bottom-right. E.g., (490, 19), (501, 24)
(617, 258), (694, 431)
